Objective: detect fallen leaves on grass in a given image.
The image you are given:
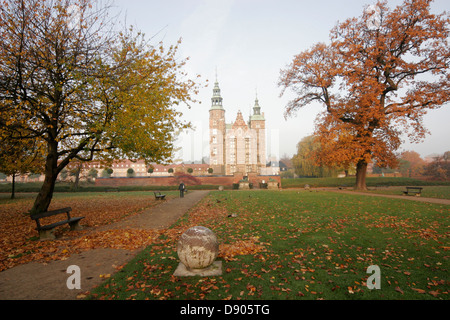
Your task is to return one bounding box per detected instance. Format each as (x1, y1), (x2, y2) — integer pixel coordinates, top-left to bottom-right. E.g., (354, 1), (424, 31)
(219, 237), (267, 261)
(0, 194), (165, 271)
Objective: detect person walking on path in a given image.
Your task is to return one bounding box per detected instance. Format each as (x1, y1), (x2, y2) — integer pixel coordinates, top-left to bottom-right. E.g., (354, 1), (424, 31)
(178, 182), (186, 198)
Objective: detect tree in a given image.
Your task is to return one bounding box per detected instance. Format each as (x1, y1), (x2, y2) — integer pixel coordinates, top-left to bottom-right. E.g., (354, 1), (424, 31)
(68, 161), (84, 189)
(187, 167), (193, 174)
(292, 135), (341, 178)
(423, 152), (450, 180)
(0, 138), (44, 198)
(101, 168), (113, 178)
(87, 168), (98, 180)
(0, 0), (200, 214)
(399, 150), (426, 177)
(126, 168), (135, 177)
(279, 0), (450, 190)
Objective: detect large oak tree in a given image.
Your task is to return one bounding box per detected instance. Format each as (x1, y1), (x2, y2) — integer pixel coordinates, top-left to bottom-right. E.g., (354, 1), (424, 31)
(279, 0), (449, 190)
(0, 0), (200, 214)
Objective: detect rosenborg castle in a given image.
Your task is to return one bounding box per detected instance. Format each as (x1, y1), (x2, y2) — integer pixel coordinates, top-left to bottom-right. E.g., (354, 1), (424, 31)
(208, 78), (267, 176)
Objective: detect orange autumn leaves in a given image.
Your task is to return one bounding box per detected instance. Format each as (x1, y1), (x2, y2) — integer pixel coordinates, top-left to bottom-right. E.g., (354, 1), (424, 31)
(0, 194), (267, 272)
(161, 198), (269, 262)
(279, 0), (450, 190)
(0, 194), (162, 271)
(219, 238), (267, 262)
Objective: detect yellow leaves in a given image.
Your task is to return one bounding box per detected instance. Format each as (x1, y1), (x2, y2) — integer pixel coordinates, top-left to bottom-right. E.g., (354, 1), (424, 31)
(1, 0), (201, 174)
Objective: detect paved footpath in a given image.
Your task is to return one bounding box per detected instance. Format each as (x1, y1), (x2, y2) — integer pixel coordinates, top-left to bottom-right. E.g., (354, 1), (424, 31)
(330, 189), (450, 206)
(0, 190), (209, 300)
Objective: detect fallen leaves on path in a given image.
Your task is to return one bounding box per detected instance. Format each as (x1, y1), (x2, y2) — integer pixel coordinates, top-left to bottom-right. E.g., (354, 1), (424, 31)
(0, 193), (167, 271)
(72, 229), (163, 251)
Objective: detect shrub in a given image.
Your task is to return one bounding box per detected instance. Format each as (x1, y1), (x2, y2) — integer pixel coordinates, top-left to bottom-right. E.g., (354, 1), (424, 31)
(101, 168), (113, 178)
(127, 168), (135, 177)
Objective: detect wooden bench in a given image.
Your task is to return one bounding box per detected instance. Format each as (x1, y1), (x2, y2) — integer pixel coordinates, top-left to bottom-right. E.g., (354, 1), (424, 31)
(30, 207), (84, 240)
(154, 191), (166, 200)
(402, 187), (423, 197)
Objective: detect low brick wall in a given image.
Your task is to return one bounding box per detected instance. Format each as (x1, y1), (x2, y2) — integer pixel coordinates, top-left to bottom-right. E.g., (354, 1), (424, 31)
(94, 174), (281, 188)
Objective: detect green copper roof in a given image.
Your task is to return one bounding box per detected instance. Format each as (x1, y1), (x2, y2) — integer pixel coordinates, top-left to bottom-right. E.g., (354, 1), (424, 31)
(210, 81), (224, 110)
(250, 114), (265, 121)
(250, 95), (264, 120)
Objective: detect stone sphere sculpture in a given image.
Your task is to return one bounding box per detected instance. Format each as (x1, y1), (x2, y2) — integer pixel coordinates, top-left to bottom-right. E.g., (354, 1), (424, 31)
(177, 226), (219, 270)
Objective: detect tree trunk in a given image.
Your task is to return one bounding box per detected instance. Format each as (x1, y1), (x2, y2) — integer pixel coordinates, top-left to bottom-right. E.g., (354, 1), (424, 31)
(11, 173), (16, 199)
(355, 160), (368, 191)
(30, 143), (58, 215)
(72, 164), (81, 190)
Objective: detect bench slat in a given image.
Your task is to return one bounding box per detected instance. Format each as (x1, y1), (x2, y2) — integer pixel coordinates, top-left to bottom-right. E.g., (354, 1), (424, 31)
(36, 217), (84, 231)
(403, 187), (423, 196)
(154, 191), (166, 200)
(31, 207), (72, 220)
(30, 206), (85, 236)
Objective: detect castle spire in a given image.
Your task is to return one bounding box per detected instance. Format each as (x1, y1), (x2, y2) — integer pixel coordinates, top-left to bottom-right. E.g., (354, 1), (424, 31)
(250, 90), (265, 121)
(253, 90), (261, 115)
(210, 72), (224, 110)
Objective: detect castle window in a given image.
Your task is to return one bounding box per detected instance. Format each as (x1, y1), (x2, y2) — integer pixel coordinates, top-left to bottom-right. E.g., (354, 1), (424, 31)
(212, 129), (217, 135)
(212, 136), (217, 144)
(245, 138), (250, 150)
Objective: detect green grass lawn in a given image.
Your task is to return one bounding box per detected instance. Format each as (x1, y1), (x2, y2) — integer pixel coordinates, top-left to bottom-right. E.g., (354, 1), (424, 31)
(281, 177), (450, 189)
(88, 190), (449, 300)
(365, 186), (450, 200)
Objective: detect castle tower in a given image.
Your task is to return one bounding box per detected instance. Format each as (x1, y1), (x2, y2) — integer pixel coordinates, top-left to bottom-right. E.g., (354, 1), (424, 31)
(249, 94), (266, 172)
(209, 79), (226, 174)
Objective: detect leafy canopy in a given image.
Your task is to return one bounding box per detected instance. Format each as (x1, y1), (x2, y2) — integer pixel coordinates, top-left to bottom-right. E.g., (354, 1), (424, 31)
(0, 0), (201, 213)
(279, 0), (449, 180)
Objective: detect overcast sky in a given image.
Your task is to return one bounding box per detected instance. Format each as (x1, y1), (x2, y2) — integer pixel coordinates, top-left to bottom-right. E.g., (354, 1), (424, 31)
(112, 0), (449, 162)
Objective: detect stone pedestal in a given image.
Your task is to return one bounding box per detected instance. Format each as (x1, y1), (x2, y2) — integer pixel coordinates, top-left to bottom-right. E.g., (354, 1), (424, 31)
(268, 181), (279, 190)
(239, 182), (250, 189)
(174, 261), (222, 277)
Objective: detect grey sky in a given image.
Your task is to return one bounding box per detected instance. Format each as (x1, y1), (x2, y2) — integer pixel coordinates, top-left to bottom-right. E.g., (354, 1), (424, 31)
(112, 0), (450, 162)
